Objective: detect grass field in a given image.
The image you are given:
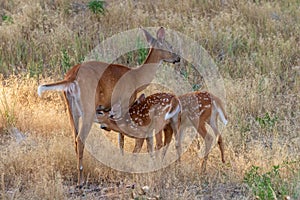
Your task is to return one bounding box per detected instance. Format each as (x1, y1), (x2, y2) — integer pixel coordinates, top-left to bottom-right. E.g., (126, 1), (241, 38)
(0, 0), (299, 199)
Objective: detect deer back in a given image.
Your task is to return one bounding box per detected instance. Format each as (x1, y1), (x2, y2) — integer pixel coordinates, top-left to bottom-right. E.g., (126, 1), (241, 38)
(96, 93), (180, 139)
(129, 93), (180, 126)
(179, 91), (212, 125)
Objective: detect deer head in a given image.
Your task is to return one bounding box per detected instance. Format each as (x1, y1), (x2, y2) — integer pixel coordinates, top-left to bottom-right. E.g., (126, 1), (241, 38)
(141, 27), (180, 64)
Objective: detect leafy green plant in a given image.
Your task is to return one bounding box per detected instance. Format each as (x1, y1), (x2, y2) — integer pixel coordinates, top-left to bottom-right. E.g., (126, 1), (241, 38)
(2, 15), (13, 24)
(87, 0), (106, 15)
(256, 112), (278, 129)
(244, 164), (297, 199)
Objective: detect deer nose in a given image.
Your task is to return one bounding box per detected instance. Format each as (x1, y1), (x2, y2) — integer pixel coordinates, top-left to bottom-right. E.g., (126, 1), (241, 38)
(100, 124), (110, 131)
(173, 55), (180, 63)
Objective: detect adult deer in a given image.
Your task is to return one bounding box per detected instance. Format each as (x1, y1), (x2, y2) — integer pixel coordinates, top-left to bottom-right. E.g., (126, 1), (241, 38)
(120, 91), (228, 170)
(96, 92), (182, 158)
(37, 27), (180, 186)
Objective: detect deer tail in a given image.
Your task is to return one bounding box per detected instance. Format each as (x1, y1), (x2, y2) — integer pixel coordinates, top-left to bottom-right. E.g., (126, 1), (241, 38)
(38, 80), (78, 97)
(212, 95), (228, 125)
(164, 98), (181, 120)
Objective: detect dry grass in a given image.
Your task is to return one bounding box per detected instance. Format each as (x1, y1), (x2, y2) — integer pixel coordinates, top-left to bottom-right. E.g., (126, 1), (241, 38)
(0, 0), (299, 199)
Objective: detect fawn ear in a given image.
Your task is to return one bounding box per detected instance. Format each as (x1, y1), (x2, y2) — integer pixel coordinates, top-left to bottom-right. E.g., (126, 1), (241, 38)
(156, 27), (165, 42)
(137, 93), (146, 103)
(110, 101), (122, 119)
(140, 27), (155, 46)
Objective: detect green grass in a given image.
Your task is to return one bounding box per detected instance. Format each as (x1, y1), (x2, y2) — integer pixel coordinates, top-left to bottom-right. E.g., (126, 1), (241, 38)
(256, 112), (278, 130)
(244, 161), (300, 199)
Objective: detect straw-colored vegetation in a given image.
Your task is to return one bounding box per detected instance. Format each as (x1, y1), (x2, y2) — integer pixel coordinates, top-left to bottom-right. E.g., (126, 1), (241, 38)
(0, 0), (299, 199)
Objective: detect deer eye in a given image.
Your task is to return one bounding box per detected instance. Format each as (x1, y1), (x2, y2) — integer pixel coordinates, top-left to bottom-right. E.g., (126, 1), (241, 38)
(97, 110), (105, 116)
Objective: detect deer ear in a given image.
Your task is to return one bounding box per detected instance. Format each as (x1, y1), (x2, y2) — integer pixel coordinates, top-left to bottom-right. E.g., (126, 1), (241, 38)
(137, 93), (146, 103)
(110, 102), (122, 119)
(156, 27), (165, 42)
(140, 27), (155, 46)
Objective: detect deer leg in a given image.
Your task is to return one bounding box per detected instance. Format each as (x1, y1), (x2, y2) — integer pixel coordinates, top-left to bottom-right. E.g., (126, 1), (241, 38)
(162, 124), (173, 159)
(155, 131), (163, 150)
(197, 123), (213, 173)
(173, 125), (182, 175)
(217, 135), (225, 163)
(209, 117), (225, 163)
(164, 126), (173, 146)
(146, 136), (154, 157)
(64, 92), (80, 155)
(76, 110), (94, 187)
(76, 136), (85, 187)
(118, 133), (125, 155)
(170, 117), (182, 162)
(133, 138), (144, 154)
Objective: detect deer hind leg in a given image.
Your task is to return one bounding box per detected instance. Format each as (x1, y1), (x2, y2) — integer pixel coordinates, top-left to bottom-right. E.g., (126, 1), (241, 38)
(76, 136), (84, 188)
(171, 118), (182, 175)
(170, 115), (182, 162)
(161, 124), (173, 160)
(118, 133), (125, 156)
(64, 92), (80, 155)
(76, 109), (95, 187)
(155, 130), (163, 150)
(209, 115), (225, 163)
(217, 135), (225, 163)
(197, 122), (213, 173)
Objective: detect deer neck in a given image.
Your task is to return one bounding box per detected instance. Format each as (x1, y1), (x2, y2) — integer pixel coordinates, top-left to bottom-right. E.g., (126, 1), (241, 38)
(109, 112), (146, 138)
(132, 48), (163, 92)
(142, 48), (163, 65)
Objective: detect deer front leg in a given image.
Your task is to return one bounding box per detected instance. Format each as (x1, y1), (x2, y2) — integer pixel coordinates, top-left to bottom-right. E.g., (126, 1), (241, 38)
(118, 133), (125, 155)
(133, 138), (145, 154)
(145, 136), (154, 157)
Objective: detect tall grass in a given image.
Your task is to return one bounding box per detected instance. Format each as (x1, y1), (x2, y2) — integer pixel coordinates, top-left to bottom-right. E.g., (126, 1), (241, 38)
(0, 0), (299, 199)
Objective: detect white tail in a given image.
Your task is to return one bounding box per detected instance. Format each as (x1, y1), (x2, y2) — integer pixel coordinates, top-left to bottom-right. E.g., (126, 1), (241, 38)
(38, 81), (80, 97)
(38, 84), (66, 97)
(37, 27), (180, 186)
(164, 103), (181, 120)
(213, 100), (228, 125)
